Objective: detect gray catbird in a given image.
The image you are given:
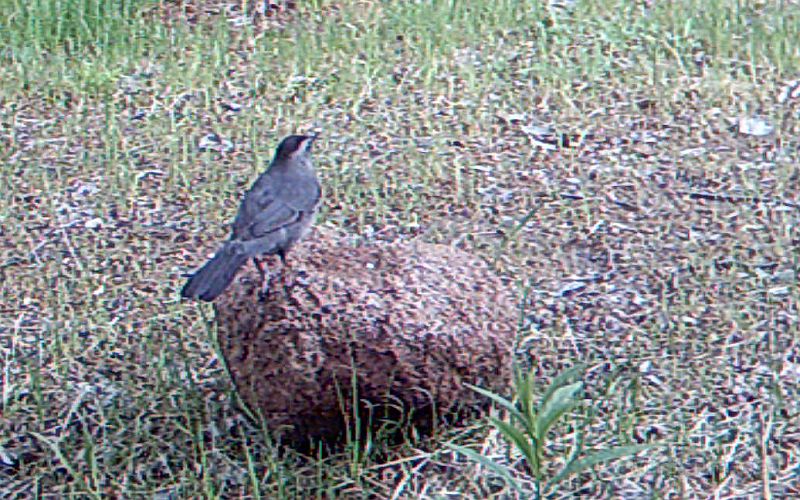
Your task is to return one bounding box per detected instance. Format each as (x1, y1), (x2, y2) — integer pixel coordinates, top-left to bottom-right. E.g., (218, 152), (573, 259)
(181, 134), (321, 301)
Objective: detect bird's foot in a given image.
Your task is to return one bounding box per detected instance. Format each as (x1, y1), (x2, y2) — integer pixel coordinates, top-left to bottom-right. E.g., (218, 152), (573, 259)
(257, 277), (274, 302)
(253, 257), (272, 301)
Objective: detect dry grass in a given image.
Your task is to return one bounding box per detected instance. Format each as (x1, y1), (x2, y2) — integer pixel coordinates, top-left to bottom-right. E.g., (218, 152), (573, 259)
(1, 0), (799, 497)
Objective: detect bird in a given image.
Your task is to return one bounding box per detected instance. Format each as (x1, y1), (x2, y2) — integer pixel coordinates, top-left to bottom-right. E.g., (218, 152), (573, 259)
(181, 134), (321, 302)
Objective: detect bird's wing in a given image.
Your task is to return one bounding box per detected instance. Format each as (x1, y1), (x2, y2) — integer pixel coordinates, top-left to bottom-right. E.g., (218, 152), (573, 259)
(232, 169), (320, 240)
(239, 199), (301, 240)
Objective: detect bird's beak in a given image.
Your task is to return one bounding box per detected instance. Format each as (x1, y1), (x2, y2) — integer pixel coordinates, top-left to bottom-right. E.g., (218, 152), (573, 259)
(304, 134), (319, 150)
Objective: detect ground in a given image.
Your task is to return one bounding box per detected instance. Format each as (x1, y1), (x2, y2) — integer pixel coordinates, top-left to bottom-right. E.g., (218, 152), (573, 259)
(1, 0), (798, 497)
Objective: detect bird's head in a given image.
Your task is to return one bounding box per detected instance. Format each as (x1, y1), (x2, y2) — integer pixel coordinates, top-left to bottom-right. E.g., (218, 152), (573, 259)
(275, 134), (317, 161)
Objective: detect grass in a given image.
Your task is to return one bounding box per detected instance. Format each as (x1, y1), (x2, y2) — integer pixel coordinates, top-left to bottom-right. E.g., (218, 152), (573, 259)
(1, 0), (799, 496)
(450, 365), (656, 497)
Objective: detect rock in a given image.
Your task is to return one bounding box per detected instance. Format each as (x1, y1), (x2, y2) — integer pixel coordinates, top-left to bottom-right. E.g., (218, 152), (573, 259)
(213, 229), (516, 447)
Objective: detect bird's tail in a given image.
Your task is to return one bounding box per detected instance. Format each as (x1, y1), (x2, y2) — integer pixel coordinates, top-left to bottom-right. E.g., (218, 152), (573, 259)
(181, 243), (250, 301)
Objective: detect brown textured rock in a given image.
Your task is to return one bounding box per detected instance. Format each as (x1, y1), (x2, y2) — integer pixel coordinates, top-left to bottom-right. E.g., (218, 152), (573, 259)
(214, 228), (516, 446)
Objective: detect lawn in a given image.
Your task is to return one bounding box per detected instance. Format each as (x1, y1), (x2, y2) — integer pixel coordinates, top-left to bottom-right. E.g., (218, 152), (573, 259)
(1, 0), (798, 497)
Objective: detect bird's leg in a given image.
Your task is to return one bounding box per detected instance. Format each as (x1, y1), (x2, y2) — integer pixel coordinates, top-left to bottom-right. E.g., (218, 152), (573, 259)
(277, 249), (287, 267)
(276, 249), (293, 296)
(252, 257), (270, 299)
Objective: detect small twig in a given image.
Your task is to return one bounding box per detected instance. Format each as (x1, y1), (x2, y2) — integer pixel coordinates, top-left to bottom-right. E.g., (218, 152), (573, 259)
(389, 454), (432, 500)
(676, 190), (800, 209)
(760, 408), (773, 500)
(59, 225), (86, 274)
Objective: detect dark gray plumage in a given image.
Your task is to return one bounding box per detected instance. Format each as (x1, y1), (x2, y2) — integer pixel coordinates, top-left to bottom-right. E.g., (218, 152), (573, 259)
(181, 134), (321, 301)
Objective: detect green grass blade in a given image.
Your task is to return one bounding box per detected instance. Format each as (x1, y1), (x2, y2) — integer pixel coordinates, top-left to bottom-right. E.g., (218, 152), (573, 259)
(489, 417), (538, 473)
(447, 444), (525, 494)
(548, 444), (656, 486)
(515, 368), (537, 432)
(534, 381), (583, 442)
(539, 364), (585, 408)
(465, 383), (528, 426)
